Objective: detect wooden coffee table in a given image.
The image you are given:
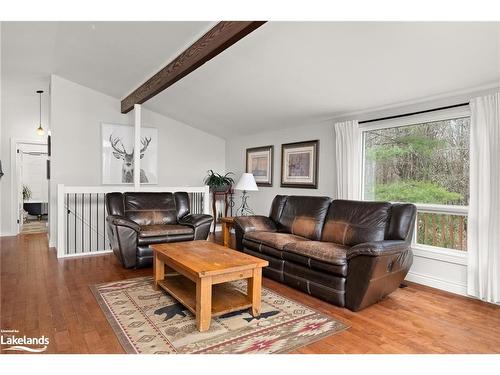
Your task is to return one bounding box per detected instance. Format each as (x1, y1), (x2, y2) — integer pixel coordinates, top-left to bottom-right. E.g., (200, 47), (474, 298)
(151, 241), (269, 332)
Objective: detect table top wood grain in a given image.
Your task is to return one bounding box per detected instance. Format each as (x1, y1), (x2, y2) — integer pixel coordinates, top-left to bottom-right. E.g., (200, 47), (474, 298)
(151, 240), (268, 277)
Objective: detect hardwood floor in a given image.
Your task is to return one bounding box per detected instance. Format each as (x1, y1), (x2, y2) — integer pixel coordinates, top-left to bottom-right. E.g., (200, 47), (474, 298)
(1, 232), (499, 354)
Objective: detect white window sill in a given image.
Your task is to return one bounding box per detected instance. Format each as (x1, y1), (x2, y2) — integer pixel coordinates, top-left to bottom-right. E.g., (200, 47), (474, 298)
(411, 243), (467, 265)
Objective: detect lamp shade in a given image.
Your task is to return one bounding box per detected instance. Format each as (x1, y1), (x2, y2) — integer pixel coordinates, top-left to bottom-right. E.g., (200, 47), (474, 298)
(235, 173), (258, 191)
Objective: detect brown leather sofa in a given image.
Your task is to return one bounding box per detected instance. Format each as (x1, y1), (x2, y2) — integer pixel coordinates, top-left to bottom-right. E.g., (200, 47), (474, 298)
(105, 192), (212, 269)
(234, 195), (416, 311)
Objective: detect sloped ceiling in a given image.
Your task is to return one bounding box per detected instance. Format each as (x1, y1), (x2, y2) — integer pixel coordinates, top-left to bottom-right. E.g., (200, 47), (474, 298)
(3, 21), (499, 138)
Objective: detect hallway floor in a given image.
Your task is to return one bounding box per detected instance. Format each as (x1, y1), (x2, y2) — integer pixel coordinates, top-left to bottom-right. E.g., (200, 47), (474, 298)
(20, 219), (48, 235)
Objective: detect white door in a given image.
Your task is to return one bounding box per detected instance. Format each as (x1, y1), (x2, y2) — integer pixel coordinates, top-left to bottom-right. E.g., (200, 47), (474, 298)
(16, 149), (24, 233)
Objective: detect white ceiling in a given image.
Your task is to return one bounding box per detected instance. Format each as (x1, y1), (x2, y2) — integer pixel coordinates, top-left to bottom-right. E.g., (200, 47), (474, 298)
(2, 22), (500, 138)
(1, 21), (214, 96)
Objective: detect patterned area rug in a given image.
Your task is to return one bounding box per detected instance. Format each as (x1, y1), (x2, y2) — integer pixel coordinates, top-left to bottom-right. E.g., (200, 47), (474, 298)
(90, 276), (348, 354)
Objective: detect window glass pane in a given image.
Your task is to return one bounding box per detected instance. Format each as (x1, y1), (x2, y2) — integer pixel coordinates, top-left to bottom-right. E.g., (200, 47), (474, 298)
(363, 117), (470, 205)
(416, 212), (467, 251)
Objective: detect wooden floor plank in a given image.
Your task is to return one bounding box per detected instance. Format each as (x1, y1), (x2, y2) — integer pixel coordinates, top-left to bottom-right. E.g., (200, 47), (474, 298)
(1, 232), (499, 354)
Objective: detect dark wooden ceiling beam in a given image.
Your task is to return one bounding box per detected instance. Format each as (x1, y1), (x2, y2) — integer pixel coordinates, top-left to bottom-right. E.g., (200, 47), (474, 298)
(121, 21), (266, 113)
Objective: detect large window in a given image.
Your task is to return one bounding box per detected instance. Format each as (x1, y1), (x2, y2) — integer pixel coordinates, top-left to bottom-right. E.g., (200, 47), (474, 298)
(362, 114), (470, 252)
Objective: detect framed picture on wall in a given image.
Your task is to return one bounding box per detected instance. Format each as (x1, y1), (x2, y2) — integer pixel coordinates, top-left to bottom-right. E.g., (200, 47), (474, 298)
(281, 140), (319, 188)
(246, 145), (273, 186)
(101, 123), (158, 185)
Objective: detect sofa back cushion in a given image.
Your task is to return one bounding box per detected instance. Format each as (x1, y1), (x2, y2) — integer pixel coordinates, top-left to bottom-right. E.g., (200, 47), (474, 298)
(387, 203), (417, 240)
(269, 195), (288, 223)
(277, 196), (331, 240)
(124, 192), (178, 225)
(321, 200), (391, 246)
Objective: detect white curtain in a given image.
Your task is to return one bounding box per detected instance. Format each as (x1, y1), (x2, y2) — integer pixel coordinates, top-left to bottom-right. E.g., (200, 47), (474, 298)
(467, 92), (500, 304)
(334, 120), (362, 200)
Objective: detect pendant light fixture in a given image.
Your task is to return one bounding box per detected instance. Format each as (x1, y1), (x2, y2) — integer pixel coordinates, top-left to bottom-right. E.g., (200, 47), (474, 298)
(36, 90), (45, 136)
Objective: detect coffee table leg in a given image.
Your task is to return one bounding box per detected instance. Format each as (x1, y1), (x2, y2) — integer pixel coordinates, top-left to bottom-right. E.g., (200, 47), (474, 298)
(222, 222), (229, 247)
(196, 277), (212, 332)
(248, 268), (262, 317)
(153, 252), (164, 290)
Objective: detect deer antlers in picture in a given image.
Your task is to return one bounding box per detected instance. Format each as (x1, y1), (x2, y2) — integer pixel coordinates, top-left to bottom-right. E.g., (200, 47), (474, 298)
(140, 137), (152, 158)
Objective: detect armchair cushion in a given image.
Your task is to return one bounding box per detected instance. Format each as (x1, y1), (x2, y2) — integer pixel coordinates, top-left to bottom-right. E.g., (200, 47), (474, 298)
(124, 192), (177, 225)
(106, 215), (140, 232)
(138, 233), (195, 246)
(178, 213), (213, 228)
(106, 192), (125, 216)
(139, 224), (194, 238)
(234, 215), (277, 234)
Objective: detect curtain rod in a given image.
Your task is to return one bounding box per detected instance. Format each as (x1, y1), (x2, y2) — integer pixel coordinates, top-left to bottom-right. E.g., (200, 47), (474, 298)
(358, 102), (469, 124)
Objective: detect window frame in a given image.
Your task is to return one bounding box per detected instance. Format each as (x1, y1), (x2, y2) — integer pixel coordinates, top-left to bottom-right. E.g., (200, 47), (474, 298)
(359, 105), (470, 262)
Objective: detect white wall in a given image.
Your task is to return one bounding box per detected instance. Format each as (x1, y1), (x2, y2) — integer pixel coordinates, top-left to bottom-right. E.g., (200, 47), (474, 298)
(48, 75), (225, 246)
(226, 120), (336, 216)
(0, 76), (50, 235)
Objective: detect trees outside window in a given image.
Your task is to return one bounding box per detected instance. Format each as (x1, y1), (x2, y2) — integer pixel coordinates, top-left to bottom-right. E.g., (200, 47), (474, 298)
(363, 117), (470, 251)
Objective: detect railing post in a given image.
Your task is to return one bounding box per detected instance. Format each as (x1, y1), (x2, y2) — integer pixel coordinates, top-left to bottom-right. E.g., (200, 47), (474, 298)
(134, 104), (141, 191)
(57, 184), (65, 258)
(203, 185), (210, 215)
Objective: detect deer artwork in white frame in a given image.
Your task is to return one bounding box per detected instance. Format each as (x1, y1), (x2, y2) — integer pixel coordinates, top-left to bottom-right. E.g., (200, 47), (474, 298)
(101, 123), (158, 185)
(109, 134), (151, 183)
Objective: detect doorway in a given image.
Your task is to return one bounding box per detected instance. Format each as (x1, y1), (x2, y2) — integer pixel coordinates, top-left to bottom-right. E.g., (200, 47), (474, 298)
(13, 140), (49, 235)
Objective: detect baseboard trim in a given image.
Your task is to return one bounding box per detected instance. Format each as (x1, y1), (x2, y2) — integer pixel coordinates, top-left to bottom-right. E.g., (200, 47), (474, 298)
(412, 246), (467, 265)
(57, 249), (113, 259)
(0, 232), (16, 237)
(405, 270), (468, 296)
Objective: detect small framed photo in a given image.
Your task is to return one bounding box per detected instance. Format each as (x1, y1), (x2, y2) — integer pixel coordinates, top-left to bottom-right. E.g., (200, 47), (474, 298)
(281, 140), (319, 188)
(246, 145), (273, 187)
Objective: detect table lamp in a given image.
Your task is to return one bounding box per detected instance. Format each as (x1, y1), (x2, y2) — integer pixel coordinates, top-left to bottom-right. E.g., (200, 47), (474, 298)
(235, 173), (258, 216)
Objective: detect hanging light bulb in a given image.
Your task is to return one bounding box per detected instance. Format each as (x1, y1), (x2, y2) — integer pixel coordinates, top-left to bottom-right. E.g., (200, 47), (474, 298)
(36, 90), (45, 136)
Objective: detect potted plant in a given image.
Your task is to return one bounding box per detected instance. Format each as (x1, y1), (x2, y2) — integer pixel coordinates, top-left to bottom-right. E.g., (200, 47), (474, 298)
(22, 185), (32, 201)
(203, 170), (235, 192)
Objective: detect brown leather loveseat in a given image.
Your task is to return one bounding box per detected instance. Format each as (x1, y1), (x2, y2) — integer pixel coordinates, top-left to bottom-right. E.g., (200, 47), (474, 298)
(106, 192), (212, 269)
(234, 195), (416, 311)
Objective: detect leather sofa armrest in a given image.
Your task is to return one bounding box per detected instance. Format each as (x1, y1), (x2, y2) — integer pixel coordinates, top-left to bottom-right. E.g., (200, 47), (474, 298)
(106, 215), (140, 269)
(178, 213), (213, 227)
(234, 216), (277, 251)
(106, 215), (140, 232)
(178, 214), (213, 240)
(347, 240), (409, 259)
(234, 216), (277, 234)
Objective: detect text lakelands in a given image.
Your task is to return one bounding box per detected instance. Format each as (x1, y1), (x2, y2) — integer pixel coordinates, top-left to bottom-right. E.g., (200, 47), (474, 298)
(1, 335), (49, 345)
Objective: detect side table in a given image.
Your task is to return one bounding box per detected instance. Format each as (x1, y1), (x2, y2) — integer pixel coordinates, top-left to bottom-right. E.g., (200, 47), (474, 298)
(220, 217), (235, 247)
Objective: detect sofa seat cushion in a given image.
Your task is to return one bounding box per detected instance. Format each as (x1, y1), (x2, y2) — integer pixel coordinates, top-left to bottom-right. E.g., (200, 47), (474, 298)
(242, 238), (284, 259)
(139, 224), (194, 238)
(244, 231), (309, 250)
(282, 241), (349, 276)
